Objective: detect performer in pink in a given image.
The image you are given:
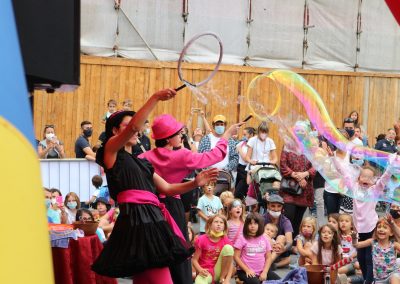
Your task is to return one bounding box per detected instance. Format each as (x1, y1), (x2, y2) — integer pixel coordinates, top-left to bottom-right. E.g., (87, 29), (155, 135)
(139, 114), (242, 284)
(92, 88), (218, 284)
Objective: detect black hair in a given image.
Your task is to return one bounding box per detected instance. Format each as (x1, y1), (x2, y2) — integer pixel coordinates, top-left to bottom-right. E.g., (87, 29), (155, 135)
(96, 110), (135, 168)
(244, 127), (256, 136)
(50, 188), (62, 196)
(81, 120), (92, 128)
(343, 117), (355, 127)
(155, 129), (181, 148)
(243, 213), (265, 238)
(76, 208), (94, 222)
(91, 175), (103, 188)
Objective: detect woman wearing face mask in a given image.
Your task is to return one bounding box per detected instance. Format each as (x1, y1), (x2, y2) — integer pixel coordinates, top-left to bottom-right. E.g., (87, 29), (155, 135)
(63, 192), (81, 224)
(279, 121), (316, 238)
(139, 114), (241, 284)
(38, 125), (65, 159)
(246, 122), (278, 167)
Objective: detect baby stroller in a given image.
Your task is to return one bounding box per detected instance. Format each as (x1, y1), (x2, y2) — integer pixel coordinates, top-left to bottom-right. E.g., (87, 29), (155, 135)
(214, 170), (233, 197)
(248, 163), (282, 212)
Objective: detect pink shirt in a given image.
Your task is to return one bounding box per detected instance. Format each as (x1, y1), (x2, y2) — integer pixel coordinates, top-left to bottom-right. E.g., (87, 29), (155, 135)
(352, 170), (392, 233)
(195, 234), (232, 276)
(234, 235), (271, 275)
(139, 138), (227, 198)
(227, 220), (243, 244)
(311, 242), (343, 266)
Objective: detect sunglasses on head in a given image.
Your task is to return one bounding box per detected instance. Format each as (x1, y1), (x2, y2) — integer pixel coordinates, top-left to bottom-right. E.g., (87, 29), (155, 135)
(232, 200), (242, 208)
(45, 124), (55, 129)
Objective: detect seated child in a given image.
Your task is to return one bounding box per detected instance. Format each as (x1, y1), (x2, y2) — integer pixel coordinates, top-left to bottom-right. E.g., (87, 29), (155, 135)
(227, 199), (245, 244)
(311, 224), (342, 266)
(192, 214), (234, 284)
(337, 213), (362, 283)
(234, 213), (272, 284)
(295, 217), (317, 266)
(220, 191), (234, 216)
(76, 208), (106, 242)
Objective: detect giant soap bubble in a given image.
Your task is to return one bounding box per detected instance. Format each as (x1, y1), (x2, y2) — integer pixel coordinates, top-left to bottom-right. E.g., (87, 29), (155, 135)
(246, 70), (400, 204)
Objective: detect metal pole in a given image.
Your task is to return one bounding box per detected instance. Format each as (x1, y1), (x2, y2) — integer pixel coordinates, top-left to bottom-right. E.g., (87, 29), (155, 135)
(119, 6), (160, 61)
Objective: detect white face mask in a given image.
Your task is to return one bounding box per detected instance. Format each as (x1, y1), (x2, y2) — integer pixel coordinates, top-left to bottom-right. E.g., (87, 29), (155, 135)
(259, 133), (267, 140)
(51, 198), (57, 205)
(46, 133), (55, 140)
(268, 209), (281, 218)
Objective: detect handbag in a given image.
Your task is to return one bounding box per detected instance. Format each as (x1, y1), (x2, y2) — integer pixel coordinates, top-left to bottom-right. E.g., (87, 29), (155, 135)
(280, 177), (303, 195)
(280, 156), (307, 196)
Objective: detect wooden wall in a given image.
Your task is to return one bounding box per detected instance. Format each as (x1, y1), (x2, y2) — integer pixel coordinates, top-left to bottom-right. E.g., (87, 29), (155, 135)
(33, 56), (400, 158)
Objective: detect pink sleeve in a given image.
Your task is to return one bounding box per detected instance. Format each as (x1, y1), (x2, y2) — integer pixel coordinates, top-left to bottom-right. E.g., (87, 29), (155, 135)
(138, 151), (148, 160)
(107, 208), (115, 222)
(234, 235), (245, 250)
(373, 169), (392, 194)
(264, 236), (272, 252)
(183, 138), (228, 170)
(311, 242), (318, 255)
(195, 235), (205, 250)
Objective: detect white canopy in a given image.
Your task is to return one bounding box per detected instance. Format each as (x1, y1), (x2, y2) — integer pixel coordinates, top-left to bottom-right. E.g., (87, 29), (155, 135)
(81, 0), (400, 73)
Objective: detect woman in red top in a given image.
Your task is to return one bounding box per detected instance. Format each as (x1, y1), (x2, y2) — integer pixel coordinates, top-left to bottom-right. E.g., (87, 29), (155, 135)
(279, 121), (316, 238)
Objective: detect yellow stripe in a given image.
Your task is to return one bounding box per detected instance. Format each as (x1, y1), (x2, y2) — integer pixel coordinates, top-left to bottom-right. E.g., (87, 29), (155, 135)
(0, 116), (53, 283)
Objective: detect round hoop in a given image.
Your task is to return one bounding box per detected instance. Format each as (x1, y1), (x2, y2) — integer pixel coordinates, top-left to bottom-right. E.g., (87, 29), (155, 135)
(177, 32), (223, 87)
(246, 72), (282, 120)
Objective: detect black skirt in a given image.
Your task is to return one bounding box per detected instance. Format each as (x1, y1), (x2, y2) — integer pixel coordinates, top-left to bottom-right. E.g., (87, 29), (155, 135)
(92, 203), (193, 278)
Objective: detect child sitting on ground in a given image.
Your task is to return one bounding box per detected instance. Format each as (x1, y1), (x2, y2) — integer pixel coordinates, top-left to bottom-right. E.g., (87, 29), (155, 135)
(220, 191), (235, 217)
(234, 213), (272, 284)
(311, 224), (342, 266)
(337, 213), (363, 283)
(227, 199), (245, 244)
(295, 216), (317, 266)
(192, 214), (234, 284)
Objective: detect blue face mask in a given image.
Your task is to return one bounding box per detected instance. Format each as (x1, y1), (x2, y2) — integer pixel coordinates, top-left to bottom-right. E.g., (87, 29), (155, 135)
(45, 199), (51, 209)
(215, 125), (225, 135)
(241, 136), (248, 142)
(67, 201), (78, 209)
(352, 159), (364, 167)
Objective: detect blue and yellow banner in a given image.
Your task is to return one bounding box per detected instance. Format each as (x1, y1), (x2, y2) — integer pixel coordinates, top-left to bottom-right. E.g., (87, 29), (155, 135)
(0, 1), (53, 283)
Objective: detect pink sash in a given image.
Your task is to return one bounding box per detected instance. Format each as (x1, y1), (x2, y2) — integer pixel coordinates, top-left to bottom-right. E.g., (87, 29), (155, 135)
(117, 190), (186, 244)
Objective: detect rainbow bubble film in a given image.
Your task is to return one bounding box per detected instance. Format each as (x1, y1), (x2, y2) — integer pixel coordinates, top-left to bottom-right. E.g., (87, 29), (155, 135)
(247, 70), (400, 204)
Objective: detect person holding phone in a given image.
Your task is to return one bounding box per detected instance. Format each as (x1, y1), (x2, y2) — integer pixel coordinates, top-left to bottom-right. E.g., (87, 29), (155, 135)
(38, 125), (65, 159)
(49, 188), (67, 224)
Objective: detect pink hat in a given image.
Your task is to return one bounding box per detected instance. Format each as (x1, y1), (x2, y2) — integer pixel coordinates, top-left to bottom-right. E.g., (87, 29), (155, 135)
(151, 114), (184, 140)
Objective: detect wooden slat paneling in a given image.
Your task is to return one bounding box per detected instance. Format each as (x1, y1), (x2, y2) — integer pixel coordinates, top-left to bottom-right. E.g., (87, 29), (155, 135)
(33, 56), (400, 158)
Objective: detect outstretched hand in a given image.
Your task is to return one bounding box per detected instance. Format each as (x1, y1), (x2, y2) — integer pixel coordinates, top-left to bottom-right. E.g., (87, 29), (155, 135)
(195, 168), (219, 187)
(223, 122), (245, 139)
(153, 88), (177, 101)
